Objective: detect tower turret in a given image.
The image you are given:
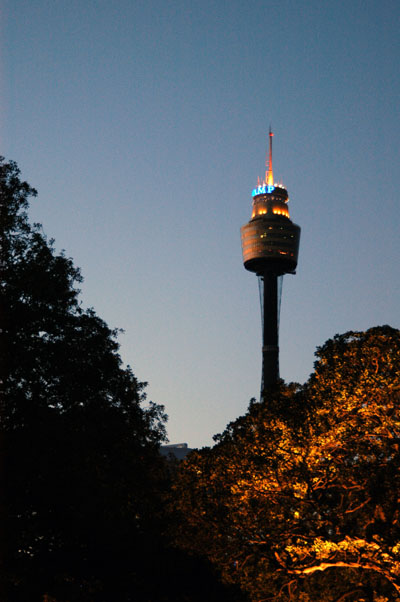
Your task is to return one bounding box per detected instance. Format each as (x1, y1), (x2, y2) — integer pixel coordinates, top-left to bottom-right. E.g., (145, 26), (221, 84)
(241, 130), (301, 393)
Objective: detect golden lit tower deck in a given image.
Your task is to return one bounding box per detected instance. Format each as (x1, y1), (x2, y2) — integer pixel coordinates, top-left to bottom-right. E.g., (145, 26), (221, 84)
(241, 129), (301, 393)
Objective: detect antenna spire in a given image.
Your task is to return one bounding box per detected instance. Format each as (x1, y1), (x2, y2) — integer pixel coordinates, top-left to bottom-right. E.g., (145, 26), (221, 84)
(266, 126), (274, 187)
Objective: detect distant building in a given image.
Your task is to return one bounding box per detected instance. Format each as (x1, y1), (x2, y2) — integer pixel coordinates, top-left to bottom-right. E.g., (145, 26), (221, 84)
(160, 442), (193, 461)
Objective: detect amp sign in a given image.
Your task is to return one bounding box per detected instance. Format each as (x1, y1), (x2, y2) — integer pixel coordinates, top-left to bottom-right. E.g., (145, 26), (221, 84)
(252, 184), (275, 197)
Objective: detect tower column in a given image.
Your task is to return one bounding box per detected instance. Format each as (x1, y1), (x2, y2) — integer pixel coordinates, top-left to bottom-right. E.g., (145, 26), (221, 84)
(262, 271), (279, 392)
(241, 129), (300, 401)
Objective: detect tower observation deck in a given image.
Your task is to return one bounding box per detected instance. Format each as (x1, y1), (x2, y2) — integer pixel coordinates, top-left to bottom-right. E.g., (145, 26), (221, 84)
(241, 129), (300, 395)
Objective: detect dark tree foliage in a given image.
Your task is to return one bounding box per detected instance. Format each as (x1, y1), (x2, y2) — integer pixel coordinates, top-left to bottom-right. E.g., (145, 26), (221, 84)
(0, 159), (166, 600)
(173, 327), (400, 602)
(0, 158), (247, 602)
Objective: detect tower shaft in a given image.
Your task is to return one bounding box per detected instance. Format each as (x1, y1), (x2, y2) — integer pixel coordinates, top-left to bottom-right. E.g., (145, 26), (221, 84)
(262, 271), (279, 391)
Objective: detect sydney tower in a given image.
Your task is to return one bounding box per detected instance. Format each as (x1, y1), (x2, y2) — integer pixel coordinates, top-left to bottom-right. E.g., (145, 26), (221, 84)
(241, 129), (301, 396)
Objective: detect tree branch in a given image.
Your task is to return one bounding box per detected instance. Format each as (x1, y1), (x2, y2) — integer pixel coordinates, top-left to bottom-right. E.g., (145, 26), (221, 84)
(286, 561), (400, 594)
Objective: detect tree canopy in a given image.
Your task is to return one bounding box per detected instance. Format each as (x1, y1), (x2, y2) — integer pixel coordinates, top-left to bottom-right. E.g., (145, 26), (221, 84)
(0, 158), (171, 600)
(173, 326), (400, 601)
(0, 158), (250, 602)
(4, 157), (400, 601)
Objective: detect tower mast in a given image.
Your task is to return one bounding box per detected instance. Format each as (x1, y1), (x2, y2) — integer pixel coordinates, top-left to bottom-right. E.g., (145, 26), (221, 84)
(241, 130), (301, 397)
(266, 127), (274, 187)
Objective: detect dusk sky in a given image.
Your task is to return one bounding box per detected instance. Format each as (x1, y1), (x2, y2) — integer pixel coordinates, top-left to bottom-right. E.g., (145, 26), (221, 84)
(3, 0), (399, 447)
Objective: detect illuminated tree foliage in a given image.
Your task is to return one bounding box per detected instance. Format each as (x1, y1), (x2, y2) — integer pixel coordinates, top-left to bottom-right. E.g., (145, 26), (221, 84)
(173, 327), (400, 601)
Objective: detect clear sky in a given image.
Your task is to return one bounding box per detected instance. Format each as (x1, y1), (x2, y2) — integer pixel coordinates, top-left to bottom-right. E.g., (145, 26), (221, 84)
(3, 0), (400, 448)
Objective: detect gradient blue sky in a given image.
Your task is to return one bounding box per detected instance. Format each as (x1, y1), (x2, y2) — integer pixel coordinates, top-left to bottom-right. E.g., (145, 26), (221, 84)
(3, 0), (399, 447)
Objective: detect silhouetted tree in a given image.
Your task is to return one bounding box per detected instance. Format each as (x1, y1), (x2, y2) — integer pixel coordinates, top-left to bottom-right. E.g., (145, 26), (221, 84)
(0, 158), (247, 602)
(173, 327), (400, 601)
(0, 158), (170, 600)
